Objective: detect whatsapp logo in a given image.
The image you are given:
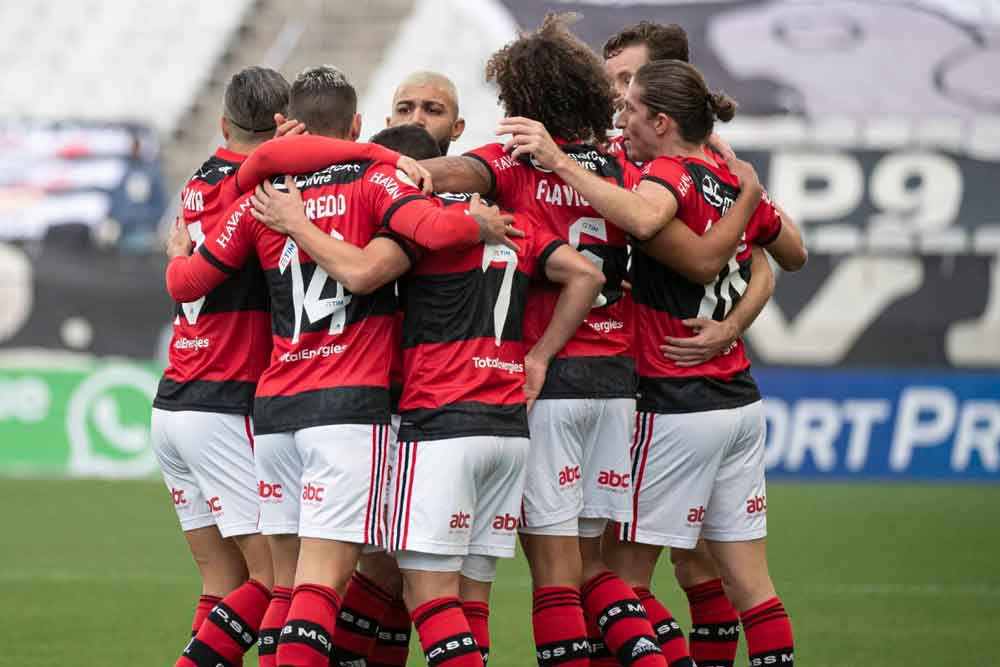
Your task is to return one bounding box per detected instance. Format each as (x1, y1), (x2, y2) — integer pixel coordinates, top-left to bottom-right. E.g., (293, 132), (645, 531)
(67, 364), (159, 477)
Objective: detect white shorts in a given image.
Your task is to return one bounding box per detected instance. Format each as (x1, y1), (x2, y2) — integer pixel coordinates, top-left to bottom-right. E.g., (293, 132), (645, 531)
(618, 401), (768, 549)
(254, 423), (392, 546)
(520, 398), (634, 532)
(388, 436), (529, 558)
(151, 408), (259, 538)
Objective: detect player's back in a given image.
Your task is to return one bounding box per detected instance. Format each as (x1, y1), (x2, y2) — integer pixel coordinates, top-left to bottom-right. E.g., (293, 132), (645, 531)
(397, 194), (563, 442)
(631, 149), (782, 413)
(465, 142), (637, 399)
(155, 147), (271, 415)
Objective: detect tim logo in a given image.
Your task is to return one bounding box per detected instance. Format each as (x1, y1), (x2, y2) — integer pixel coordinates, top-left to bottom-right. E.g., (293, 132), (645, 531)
(558, 465), (581, 487)
(171, 488), (187, 506)
(492, 514), (519, 531)
(597, 470), (630, 489)
(206, 497), (222, 513)
(687, 506), (706, 524)
(450, 512), (471, 529)
(258, 481), (283, 500)
(746, 496), (767, 514)
(302, 483), (325, 502)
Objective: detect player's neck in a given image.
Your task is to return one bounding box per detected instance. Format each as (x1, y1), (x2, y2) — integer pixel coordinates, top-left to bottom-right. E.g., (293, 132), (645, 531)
(226, 139), (260, 157)
(673, 138), (714, 165)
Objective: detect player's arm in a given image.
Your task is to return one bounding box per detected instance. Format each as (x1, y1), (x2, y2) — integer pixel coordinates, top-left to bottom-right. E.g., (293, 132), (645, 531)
(418, 156), (493, 195)
(250, 177), (412, 294)
(761, 204), (807, 271)
(164, 209), (251, 302)
(523, 243), (606, 408)
(236, 135), (432, 194)
(661, 246), (774, 366)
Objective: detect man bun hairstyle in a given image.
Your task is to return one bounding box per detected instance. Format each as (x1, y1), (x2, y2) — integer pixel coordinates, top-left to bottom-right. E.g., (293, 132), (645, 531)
(603, 21), (690, 63)
(634, 59), (737, 143)
(223, 66), (290, 137)
(486, 12), (614, 145)
(288, 65), (358, 138)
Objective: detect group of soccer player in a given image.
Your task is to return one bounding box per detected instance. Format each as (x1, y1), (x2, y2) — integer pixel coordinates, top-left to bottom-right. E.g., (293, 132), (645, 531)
(153, 13), (807, 667)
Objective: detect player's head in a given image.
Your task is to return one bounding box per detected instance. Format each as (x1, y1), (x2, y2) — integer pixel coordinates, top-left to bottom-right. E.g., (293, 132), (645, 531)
(486, 12), (614, 145)
(287, 65), (361, 140)
(220, 66), (290, 148)
(603, 22), (689, 105)
(619, 59), (735, 162)
(387, 71), (464, 155)
(370, 124), (442, 161)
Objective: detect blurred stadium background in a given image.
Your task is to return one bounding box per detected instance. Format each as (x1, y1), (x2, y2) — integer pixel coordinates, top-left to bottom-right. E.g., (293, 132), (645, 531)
(1, 0), (998, 665)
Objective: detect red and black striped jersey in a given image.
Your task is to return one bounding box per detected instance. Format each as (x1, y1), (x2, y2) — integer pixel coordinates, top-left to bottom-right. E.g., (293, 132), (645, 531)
(632, 149), (783, 414)
(396, 193), (565, 442)
(165, 159), (483, 435)
(154, 147), (272, 415)
(464, 142), (640, 400)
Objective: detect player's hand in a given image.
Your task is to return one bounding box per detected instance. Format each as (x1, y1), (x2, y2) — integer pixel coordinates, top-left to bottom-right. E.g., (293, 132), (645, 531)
(274, 113), (307, 138)
(397, 155), (433, 194)
(660, 317), (739, 367)
(496, 116), (567, 170)
(707, 132), (736, 162)
(523, 349), (550, 412)
(251, 176), (308, 236)
(469, 193), (523, 252)
(726, 156), (762, 201)
(166, 217), (193, 259)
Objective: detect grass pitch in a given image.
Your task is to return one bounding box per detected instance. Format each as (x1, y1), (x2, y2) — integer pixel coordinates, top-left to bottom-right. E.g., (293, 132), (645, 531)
(2, 479), (997, 666)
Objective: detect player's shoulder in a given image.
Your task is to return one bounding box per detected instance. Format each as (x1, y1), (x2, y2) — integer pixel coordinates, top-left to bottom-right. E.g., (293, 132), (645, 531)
(189, 148), (243, 187)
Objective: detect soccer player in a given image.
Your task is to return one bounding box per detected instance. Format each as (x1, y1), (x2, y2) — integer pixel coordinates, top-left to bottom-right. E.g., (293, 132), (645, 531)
(387, 70), (466, 155)
(502, 59), (806, 667)
(151, 65), (289, 667)
(248, 121), (606, 667)
(164, 66), (520, 667)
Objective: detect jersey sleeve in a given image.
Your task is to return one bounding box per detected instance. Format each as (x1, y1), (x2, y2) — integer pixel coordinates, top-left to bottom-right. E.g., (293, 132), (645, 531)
(236, 135), (400, 192)
(640, 157), (695, 214)
(520, 215), (567, 280)
(749, 189), (783, 246)
(463, 142), (518, 200)
(364, 162), (480, 250)
(166, 199), (255, 302)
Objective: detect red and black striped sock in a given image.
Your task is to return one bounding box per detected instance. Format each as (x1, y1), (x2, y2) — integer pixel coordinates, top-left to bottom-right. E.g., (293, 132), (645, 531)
(368, 597), (411, 666)
(330, 572), (393, 666)
(740, 597), (794, 667)
(585, 609), (618, 666)
(411, 597), (483, 667)
(276, 584), (341, 667)
(191, 594), (222, 637)
(258, 586), (292, 667)
(684, 579), (740, 667)
(581, 571), (666, 667)
(634, 587), (694, 667)
(531, 587), (590, 667)
(462, 601), (490, 665)
(176, 579), (270, 667)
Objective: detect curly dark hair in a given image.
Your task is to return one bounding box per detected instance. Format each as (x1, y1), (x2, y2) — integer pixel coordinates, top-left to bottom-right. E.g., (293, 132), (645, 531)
(486, 13), (614, 145)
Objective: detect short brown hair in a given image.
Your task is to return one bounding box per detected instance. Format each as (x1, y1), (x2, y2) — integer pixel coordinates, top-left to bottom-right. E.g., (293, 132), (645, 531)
(603, 21), (689, 63)
(634, 60), (736, 143)
(288, 65), (358, 138)
(486, 13), (614, 145)
(223, 66), (290, 141)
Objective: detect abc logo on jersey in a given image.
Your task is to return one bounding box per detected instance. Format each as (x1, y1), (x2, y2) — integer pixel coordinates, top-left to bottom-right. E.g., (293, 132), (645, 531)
(258, 481), (283, 500)
(492, 513), (519, 532)
(597, 470), (630, 489)
(450, 511), (471, 530)
(558, 465), (581, 486)
(302, 483), (325, 502)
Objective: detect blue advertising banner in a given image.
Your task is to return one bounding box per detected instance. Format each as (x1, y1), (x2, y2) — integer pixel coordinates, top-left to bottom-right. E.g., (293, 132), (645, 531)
(757, 368), (1000, 480)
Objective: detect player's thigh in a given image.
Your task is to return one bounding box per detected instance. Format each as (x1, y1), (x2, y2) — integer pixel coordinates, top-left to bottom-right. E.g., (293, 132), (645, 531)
(180, 411), (260, 539)
(522, 399), (588, 531)
(703, 401), (768, 545)
(295, 422), (391, 546)
(617, 410), (736, 550)
(151, 408), (214, 533)
(469, 436), (530, 560)
(388, 438), (477, 556)
(255, 431), (300, 537)
(581, 397), (635, 523)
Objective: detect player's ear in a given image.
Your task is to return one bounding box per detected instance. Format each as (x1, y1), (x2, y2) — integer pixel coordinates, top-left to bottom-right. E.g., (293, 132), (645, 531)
(220, 116), (231, 142)
(385, 115), (392, 128)
(351, 113), (363, 141)
(654, 112), (671, 138)
(451, 117), (466, 142)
